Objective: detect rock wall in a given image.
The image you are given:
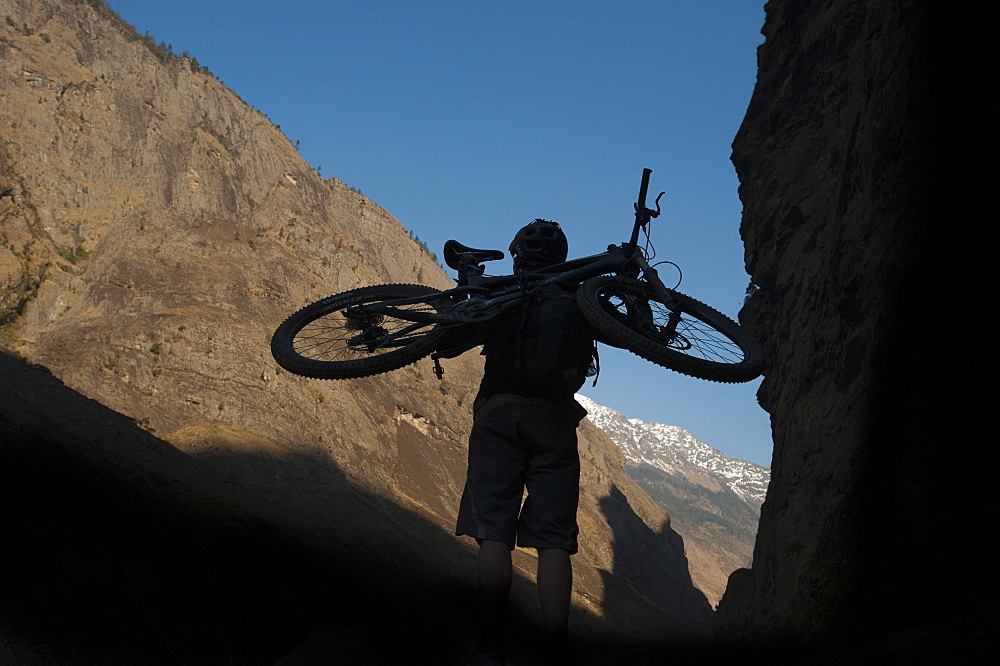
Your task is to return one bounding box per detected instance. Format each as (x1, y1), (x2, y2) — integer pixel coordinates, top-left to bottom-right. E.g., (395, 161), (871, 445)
(715, 0), (995, 658)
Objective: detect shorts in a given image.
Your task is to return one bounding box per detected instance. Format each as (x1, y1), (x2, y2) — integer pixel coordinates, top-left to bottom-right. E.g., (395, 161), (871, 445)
(455, 394), (583, 554)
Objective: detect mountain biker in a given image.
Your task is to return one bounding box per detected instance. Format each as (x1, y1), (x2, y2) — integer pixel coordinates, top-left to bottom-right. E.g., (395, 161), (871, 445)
(456, 219), (596, 666)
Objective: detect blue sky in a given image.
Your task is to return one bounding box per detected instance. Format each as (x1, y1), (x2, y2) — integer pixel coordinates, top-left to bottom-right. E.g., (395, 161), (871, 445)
(106, 0), (773, 467)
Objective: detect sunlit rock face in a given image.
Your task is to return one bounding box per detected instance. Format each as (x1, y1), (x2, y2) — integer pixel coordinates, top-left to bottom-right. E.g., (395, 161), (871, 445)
(714, 0), (993, 658)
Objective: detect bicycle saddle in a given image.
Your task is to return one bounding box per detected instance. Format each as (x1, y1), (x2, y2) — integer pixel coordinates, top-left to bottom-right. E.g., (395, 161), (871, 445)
(443, 240), (505, 270)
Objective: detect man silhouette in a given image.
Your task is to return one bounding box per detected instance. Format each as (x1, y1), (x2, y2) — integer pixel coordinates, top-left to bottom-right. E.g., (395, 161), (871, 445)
(456, 220), (595, 666)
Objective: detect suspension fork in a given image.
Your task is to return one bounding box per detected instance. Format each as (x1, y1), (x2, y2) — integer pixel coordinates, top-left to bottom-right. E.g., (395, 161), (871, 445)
(633, 254), (684, 337)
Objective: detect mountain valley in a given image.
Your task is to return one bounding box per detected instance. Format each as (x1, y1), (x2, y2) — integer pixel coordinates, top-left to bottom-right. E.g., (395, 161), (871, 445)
(1, 1), (732, 662)
(576, 394), (766, 585)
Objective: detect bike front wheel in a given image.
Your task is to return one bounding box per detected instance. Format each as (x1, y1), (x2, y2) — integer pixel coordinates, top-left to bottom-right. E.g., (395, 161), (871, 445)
(270, 284), (450, 379)
(577, 276), (763, 383)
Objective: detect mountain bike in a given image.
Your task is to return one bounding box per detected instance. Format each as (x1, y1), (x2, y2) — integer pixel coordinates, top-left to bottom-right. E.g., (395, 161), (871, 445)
(270, 169), (764, 383)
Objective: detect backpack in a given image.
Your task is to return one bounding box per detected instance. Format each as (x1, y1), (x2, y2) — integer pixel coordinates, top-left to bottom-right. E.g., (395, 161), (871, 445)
(481, 282), (598, 400)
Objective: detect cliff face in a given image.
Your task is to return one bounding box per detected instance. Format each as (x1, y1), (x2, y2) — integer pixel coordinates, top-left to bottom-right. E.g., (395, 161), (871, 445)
(1, 0), (716, 661)
(715, 0), (994, 657)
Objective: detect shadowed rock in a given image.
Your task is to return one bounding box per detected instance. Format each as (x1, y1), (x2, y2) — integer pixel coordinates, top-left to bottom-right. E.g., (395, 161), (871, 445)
(714, 0), (997, 660)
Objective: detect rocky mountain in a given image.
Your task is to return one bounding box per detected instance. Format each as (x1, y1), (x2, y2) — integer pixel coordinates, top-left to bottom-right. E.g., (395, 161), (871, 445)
(713, 0), (996, 661)
(575, 394), (766, 595)
(575, 394), (769, 509)
(0, 1), (721, 663)
(11, 0), (988, 662)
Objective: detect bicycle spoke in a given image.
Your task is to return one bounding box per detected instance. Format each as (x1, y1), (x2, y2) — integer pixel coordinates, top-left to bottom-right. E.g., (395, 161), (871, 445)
(291, 302), (438, 362)
(604, 289), (747, 365)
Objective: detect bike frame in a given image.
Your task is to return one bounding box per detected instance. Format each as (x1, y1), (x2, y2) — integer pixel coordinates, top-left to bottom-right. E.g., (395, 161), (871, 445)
(271, 167), (762, 384)
(346, 168), (674, 346)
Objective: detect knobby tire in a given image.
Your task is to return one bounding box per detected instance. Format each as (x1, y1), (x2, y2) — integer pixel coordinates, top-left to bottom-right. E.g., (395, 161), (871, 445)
(577, 276), (763, 383)
(270, 284), (449, 379)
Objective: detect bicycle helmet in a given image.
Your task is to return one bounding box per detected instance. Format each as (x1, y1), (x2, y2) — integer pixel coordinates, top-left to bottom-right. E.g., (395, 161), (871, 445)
(509, 219), (568, 270)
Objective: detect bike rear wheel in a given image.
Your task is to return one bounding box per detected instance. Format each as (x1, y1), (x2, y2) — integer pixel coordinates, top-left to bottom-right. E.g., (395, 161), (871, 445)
(270, 284), (449, 379)
(577, 276), (763, 383)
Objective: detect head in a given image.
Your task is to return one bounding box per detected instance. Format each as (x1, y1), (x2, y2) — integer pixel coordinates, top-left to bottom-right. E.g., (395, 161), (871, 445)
(509, 219), (568, 271)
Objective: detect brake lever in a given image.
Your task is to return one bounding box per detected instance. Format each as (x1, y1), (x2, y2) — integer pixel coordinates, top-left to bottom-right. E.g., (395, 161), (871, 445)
(633, 192), (664, 222)
(653, 191), (664, 217)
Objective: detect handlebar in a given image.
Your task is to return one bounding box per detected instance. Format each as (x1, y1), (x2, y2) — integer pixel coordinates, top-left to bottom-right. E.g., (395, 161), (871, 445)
(628, 168), (664, 251)
(637, 168), (652, 209)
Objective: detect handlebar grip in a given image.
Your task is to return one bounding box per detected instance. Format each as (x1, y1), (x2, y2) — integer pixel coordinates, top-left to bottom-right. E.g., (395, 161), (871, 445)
(637, 168), (652, 209)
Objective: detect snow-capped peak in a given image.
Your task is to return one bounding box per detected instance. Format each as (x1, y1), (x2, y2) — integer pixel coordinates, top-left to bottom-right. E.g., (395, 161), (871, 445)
(575, 394), (770, 508)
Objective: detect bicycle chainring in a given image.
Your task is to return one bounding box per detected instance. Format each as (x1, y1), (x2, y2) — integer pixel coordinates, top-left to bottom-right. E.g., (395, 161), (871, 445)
(451, 298), (502, 323)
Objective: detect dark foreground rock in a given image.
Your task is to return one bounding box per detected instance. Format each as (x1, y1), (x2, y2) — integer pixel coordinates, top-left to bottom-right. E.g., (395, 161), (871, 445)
(714, 0), (998, 660)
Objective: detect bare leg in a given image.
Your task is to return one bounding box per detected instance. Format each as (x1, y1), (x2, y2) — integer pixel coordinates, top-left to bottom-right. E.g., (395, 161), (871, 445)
(476, 539), (513, 650)
(536, 548), (572, 635)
